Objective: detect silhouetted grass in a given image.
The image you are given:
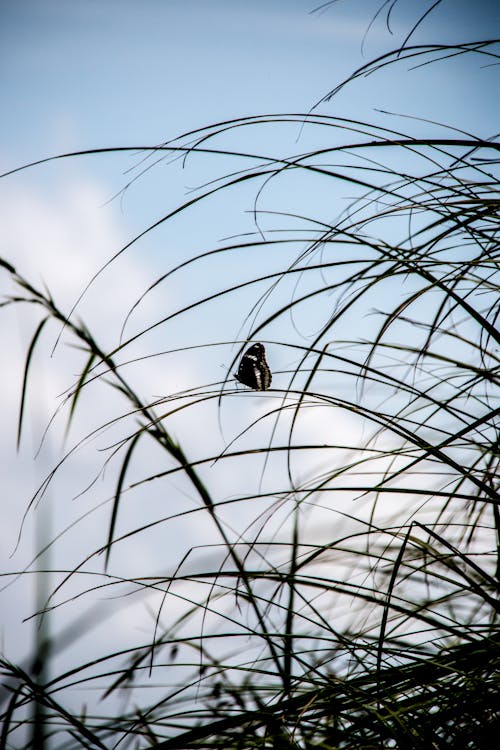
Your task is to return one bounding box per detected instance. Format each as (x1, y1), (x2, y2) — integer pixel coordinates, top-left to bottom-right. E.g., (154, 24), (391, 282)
(1, 2), (499, 748)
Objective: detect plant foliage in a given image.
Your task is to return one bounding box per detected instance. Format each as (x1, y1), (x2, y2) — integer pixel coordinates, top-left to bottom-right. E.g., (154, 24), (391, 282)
(1, 2), (499, 748)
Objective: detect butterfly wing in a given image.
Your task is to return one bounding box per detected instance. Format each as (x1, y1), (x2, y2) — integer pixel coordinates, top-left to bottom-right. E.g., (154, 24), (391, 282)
(234, 343), (272, 390)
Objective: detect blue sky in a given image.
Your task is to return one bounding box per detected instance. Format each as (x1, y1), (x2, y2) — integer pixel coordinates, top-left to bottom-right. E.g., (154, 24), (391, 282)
(2, 0), (498, 167)
(3, 0), (497, 325)
(0, 0), (498, 735)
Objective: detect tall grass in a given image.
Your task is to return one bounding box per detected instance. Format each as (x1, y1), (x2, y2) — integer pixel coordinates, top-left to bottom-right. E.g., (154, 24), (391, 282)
(1, 2), (499, 748)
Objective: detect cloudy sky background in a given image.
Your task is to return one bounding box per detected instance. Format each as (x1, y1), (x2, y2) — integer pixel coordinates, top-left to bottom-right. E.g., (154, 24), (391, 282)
(1, 0), (498, 726)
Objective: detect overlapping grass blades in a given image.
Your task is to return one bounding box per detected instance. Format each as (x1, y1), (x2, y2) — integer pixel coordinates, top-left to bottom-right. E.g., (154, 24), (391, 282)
(1, 3), (499, 748)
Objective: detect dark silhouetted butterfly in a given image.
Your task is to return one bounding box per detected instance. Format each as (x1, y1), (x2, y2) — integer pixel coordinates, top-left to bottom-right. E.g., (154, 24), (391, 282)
(234, 343), (272, 391)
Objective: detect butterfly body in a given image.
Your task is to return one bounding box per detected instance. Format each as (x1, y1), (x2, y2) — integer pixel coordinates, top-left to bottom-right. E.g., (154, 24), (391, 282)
(234, 343), (272, 391)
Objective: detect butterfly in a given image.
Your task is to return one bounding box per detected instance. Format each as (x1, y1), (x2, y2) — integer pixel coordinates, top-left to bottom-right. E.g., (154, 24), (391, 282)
(234, 343), (272, 391)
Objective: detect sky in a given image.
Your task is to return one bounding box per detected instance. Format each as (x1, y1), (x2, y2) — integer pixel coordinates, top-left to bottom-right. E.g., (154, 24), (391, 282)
(0, 0), (499, 739)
